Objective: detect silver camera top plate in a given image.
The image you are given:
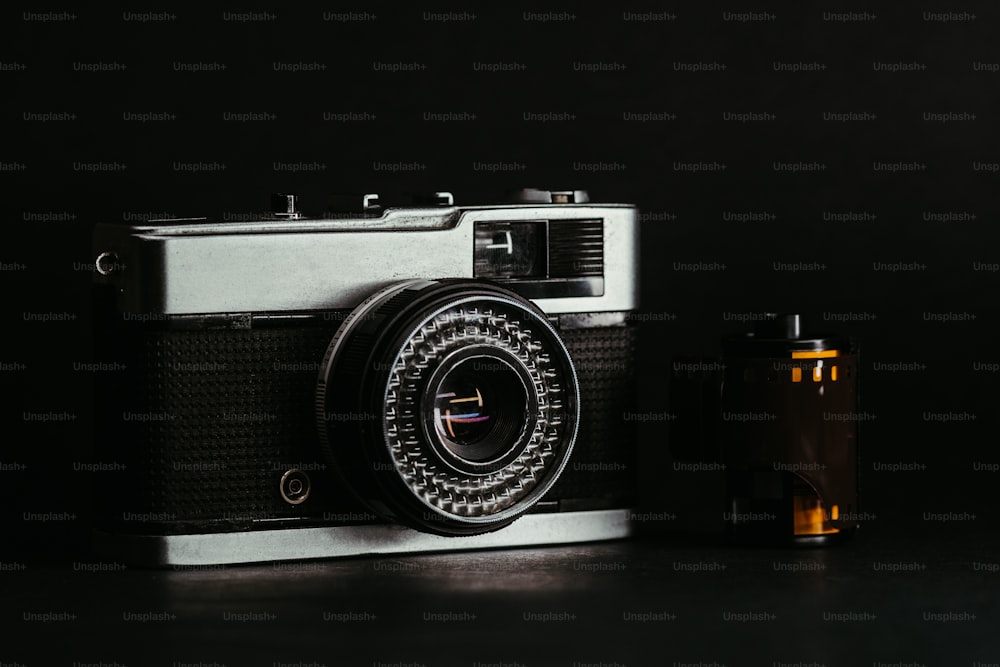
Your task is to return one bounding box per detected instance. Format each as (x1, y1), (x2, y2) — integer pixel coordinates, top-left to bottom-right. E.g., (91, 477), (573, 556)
(93, 201), (639, 316)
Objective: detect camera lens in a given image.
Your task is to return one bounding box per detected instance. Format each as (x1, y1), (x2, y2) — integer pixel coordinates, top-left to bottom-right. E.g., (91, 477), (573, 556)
(316, 280), (578, 537)
(425, 348), (536, 472)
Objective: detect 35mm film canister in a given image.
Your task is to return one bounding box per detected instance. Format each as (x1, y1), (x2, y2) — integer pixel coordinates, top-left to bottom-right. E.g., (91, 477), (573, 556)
(720, 314), (859, 545)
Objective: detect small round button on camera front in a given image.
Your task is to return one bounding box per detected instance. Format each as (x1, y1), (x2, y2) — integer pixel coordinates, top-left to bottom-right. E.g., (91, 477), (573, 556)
(95, 251), (122, 276)
(279, 468), (311, 505)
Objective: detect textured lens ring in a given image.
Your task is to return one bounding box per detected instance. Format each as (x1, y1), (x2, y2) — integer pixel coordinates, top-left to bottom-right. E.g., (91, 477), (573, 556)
(316, 280), (579, 536)
(385, 298), (570, 521)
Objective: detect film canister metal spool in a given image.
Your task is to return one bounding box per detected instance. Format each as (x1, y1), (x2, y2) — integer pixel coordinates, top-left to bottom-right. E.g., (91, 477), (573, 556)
(720, 313), (859, 545)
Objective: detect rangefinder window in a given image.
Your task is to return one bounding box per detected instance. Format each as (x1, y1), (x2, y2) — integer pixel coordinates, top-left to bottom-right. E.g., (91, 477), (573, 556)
(473, 221), (546, 278)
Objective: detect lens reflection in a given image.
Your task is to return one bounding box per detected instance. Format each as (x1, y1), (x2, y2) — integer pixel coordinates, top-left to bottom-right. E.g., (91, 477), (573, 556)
(430, 355), (528, 464)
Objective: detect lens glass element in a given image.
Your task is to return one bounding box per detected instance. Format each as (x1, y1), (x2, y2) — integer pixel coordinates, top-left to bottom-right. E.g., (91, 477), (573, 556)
(427, 351), (533, 468)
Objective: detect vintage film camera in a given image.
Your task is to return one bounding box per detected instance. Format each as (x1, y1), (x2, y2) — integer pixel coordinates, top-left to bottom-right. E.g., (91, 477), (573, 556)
(671, 314), (860, 546)
(90, 189), (639, 565)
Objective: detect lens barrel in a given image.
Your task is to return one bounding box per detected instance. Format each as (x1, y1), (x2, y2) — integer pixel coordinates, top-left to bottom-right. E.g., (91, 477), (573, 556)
(316, 280), (579, 536)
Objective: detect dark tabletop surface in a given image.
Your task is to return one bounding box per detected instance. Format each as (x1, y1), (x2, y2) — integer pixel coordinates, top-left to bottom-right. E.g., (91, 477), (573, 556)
(3, 525), (997, 666)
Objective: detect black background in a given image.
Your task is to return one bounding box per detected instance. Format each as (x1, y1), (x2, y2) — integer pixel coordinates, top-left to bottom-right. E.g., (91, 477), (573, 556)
(4, 5), (999, 665)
